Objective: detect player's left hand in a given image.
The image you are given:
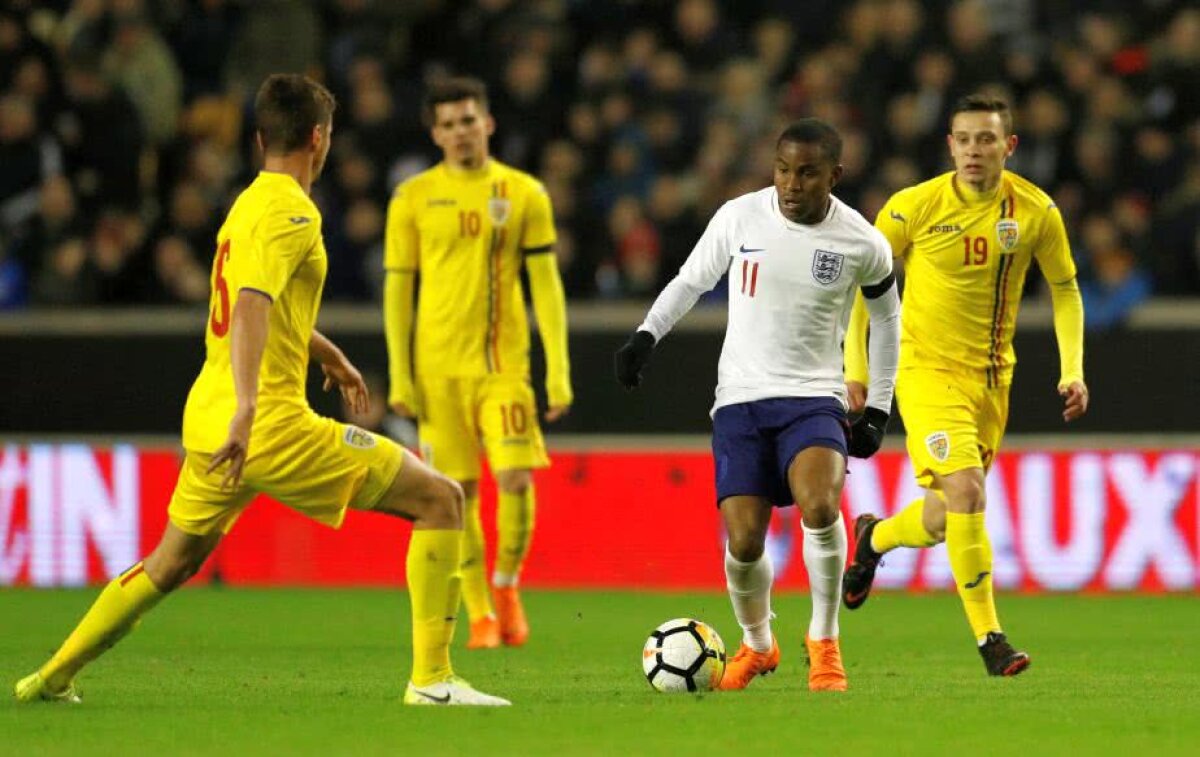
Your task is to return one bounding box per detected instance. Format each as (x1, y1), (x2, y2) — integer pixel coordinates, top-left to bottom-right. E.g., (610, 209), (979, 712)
(1059, 380), (1089, 422)
(848, 407), (890, 458)
(321, 357), (369, 415)
(545, 404), (571, 422)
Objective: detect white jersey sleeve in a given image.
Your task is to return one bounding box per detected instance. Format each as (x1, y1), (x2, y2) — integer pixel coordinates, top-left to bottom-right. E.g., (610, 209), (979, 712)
(637, 203), (732, 341)
(860, 229), (900, 413)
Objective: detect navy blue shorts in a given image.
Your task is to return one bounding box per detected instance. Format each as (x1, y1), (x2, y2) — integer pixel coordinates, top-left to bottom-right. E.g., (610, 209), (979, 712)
(712, 397), (849, 507)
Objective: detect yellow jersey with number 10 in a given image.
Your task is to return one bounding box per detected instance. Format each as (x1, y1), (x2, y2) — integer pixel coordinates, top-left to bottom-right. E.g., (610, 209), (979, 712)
(385, 160), (557, 379)
(876, 170), (1076, 387)
(182, 171), (326, 453)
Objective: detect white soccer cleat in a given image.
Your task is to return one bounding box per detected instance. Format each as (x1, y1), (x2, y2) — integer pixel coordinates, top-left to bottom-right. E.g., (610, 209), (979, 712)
(13, 672), (82, 704)
(403, 675), (511, 706)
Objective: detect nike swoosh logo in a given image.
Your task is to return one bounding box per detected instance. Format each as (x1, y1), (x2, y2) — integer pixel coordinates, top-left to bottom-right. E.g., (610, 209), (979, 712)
(739, 244), (764, 254)
(964, 571), (990, 589)
(889, 211), (906, 222)
(415, 690), (451, 704)
(844, 590), (867, 604)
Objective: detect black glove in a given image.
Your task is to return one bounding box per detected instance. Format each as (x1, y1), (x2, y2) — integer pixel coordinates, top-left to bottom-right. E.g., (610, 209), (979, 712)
(848, 407), (889, 458)
(614, 330), (656, 389)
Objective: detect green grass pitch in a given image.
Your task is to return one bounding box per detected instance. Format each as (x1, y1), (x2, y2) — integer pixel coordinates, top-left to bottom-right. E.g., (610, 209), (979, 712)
(3, 588), (1197, 755)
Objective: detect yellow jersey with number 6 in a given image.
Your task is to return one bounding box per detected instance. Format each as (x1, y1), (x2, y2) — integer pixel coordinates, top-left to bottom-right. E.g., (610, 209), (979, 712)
(385, 160), (556, 379)
(876, 170), (1076, 387)
(182, 171), (327, 453)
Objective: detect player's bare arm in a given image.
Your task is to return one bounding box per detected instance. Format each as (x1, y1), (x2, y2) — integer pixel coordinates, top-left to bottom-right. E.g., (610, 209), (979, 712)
(309, 329), (369, 416)
(207, 288), (272, 490)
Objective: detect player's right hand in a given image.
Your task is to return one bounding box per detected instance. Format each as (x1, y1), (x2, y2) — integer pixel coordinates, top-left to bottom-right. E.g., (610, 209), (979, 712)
(207, 408), (254, 491)
(614, 330), (656, 389)
(848, 407), (889, 458)
(845, 381), (868, 414)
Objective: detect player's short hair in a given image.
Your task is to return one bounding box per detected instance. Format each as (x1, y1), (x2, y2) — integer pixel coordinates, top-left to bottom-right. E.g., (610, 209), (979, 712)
(950, 94), (1014, 135)
(254, 74), (336, 154)
(422, 76), (489, 128)
(777, 119), (843, 164)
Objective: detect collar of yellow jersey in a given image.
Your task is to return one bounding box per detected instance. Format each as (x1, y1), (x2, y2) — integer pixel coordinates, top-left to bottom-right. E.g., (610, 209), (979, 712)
(951, 173), (1004, 206)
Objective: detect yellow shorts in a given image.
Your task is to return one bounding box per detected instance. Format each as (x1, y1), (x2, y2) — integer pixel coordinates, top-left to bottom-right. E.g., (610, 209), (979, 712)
(417, 374), (549, 481)
(896, 367), (1010, 489)
(167, 411), (405, 536)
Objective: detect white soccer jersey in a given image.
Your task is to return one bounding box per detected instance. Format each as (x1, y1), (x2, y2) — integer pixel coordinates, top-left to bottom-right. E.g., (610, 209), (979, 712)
(639, 187), (897, 414)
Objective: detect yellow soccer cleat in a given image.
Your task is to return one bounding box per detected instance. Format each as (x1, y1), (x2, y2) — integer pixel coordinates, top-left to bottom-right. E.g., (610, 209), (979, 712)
(466, 615), (501, 650)
(403, 675), (511, 706)
(805, 636), (848, 692)
(13, 672), (82, 704)
(717, 636), (780, 691)
(493, 586), (529, 647)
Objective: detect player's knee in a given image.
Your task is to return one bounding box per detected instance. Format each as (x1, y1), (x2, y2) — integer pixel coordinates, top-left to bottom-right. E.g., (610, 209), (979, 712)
(793, 484), (841, 529)
(145, 552), (206, 592)
(943, 473), (986, 513)
(495, 468), (531, 494)
(421, 475), (464, 529)
(726, 530), (765, 562)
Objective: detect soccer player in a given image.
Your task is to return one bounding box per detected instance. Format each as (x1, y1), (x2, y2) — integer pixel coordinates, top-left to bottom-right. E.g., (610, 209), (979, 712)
(615, 119), (901, 692)
(13, 74), (508, 707)
(384, 77), (571, 650)
(841, 94), (1088, 676)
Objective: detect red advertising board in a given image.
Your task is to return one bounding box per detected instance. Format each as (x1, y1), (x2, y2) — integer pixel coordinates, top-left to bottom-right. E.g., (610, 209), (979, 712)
(1, 444), (1196, 591)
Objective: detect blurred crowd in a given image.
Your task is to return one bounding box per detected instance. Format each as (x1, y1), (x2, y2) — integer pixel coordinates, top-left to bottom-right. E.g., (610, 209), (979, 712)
(0, 0), (1196, 329)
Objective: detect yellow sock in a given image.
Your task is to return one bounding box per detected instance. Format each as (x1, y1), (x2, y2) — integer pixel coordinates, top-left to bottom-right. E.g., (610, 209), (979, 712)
(871, 496), (940, 553)
(407, 529), (461, 687)
(40, 562), (164, 689)
(458, 491), (492, 621)
(493, 486), (535, 584)
(945, 511), (1001, 642)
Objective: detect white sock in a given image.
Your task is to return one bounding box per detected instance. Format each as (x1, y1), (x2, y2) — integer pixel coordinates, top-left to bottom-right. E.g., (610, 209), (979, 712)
(492, 571), (517, 588)
(724, 545), (774, 652)
(803, 514), (847, 641)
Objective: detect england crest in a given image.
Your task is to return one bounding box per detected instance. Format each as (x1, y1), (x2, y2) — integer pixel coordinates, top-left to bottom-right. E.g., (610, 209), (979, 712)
(812, 249), (844, 285)
(925, 431), (950, 462)
(996, 219), (1019, 252)
(487, 197), (511, 225)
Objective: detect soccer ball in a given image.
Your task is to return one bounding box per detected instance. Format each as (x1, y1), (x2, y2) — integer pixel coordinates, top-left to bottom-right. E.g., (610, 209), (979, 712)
(642, 618), (726, 692)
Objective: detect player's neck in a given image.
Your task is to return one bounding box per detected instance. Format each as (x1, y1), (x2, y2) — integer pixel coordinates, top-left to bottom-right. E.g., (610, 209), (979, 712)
(955, 172), (1002, 200)
(262, 155), (315, 194)
(445, 155), (491, 175)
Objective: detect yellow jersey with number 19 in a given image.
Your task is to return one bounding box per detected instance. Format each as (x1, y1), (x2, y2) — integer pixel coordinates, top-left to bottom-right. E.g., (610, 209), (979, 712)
(385, 159), (556, 379)
(876, 169), (1078, 387)
(182, 171), (327, 453)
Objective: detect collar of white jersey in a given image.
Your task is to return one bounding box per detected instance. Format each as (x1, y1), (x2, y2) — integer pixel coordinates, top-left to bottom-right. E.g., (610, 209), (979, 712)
(769, 188), (838, 231)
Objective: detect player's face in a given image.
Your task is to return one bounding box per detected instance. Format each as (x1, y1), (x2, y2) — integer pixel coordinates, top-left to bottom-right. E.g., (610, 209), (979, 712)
(773, 140), (842, 225)
(431, 98), (494, 169)
(947, 111), (1017, 191)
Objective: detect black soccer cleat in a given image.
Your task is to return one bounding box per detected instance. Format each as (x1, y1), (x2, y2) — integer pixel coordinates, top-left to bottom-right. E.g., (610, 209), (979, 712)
(842, 514), (883, 610)
(978, 632), (1031, 677)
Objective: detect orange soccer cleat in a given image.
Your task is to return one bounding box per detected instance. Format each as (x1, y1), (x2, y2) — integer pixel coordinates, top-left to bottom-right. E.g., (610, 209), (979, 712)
(493, 586), (529, 647)
(466, 614), (500, 650)
(805, 636), (848, 691)
(717, 636), (780, 691)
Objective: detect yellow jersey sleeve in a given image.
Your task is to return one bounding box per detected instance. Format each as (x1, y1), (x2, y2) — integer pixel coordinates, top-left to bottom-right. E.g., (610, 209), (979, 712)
(520, 181), (556, 251)
(875, 187), (920, 260)
(1035, 201), (1085, 386)
(234, 203), (318, 301)
(384, 182), (419, 271)
(1033, 202), (1076, 284)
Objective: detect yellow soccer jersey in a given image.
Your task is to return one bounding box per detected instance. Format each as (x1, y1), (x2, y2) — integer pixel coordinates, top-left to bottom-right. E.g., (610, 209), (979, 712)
(876, 170), (1077, 386)
(385, 160), (556, 378)
(182, 171), (327, 452)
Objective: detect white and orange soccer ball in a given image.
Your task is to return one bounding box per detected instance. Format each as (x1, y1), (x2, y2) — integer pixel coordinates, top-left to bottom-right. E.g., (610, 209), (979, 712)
(642, 618), (726, 692)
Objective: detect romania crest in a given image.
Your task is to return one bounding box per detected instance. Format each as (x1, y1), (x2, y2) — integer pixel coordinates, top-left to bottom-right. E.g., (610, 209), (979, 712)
(487, 197), (511, 225)
(925, 431), (950, 462)
(343, 426), (376, 449)
(996, 219), (1019, 252)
